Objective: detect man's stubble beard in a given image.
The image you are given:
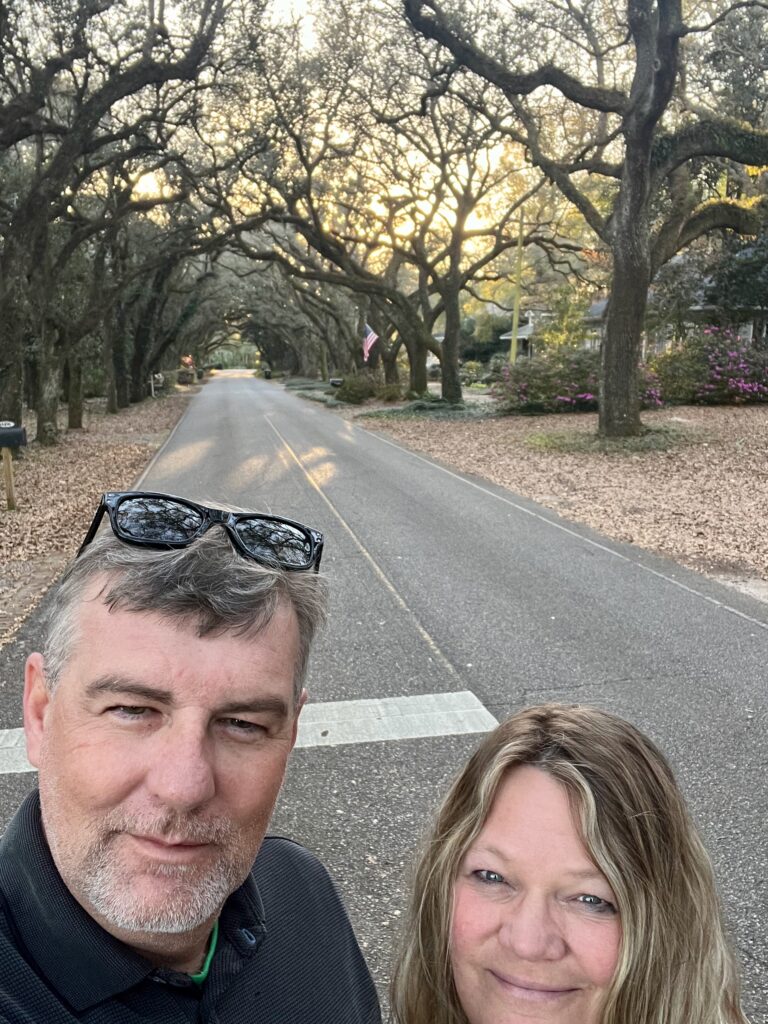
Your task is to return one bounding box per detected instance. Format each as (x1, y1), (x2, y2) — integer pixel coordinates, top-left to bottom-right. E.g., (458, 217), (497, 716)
(82, 818), (245, 934)
(43, 800), (253, 935)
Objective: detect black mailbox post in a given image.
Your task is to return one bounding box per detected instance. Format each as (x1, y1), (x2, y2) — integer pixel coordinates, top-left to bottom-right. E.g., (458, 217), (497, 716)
(0, 421), (27, 510)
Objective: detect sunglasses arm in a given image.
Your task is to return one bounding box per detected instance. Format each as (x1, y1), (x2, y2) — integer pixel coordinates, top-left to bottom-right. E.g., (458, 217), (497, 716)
(76, 503), (108, 557)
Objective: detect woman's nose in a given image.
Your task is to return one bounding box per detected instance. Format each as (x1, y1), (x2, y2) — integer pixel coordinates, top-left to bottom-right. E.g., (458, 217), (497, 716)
(497, 894), (567, 961)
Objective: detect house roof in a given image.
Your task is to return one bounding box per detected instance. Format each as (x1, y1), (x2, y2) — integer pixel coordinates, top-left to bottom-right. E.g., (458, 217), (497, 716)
(584, 299), (608, 323)
(499, 323), (535, 341)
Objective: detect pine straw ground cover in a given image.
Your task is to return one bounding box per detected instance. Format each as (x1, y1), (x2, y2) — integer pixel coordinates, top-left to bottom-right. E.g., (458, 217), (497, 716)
(356, 402), (768, 590)
(0, 392), (191, 649)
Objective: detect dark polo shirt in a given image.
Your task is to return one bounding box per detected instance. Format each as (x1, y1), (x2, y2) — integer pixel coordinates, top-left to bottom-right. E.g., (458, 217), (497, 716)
(0, 792), (380, 1024)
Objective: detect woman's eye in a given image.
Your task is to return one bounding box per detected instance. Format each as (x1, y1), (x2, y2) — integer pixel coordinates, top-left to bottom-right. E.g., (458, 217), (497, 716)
(576, 893), (617, 914)
(472, 869), (506, 885)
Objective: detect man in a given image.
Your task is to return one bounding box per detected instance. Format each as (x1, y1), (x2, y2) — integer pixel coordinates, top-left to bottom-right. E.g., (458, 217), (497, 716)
(0, 491), (381, 1023)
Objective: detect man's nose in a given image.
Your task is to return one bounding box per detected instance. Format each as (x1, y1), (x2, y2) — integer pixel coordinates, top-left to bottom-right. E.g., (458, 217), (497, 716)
(144, 721), (216, 810)
(497, 894), (567, 961)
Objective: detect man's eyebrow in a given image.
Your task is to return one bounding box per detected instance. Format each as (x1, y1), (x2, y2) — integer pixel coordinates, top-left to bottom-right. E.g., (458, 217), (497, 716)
(84, 679), (291, 718)
(85, 678), (174, 704)
(215, 697), (291, 719)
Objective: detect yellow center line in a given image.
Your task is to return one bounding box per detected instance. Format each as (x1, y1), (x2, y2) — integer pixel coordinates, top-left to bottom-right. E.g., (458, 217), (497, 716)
(264, 416), (458, 678)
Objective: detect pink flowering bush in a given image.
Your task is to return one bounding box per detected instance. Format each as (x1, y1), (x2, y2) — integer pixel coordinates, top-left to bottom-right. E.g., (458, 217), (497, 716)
(492, 349), (662, 415)
(491, 349), (599, 414)
(651, 327), (768, 405)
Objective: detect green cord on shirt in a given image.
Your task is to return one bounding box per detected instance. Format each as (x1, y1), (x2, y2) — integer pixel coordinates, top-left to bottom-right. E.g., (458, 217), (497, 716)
(189, 919), (220, 986)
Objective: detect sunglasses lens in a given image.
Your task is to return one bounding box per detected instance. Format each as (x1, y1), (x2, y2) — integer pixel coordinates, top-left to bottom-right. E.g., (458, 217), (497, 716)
(115, 496), (204, 544)
(234, 517), (313, 568)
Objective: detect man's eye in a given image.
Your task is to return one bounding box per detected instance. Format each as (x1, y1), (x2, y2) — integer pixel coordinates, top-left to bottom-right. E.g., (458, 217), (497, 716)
(221, 718), (267, 735)
(576, 893), (617, 915)
(472, 869), (506, 885)
(109, 705), (151, 719)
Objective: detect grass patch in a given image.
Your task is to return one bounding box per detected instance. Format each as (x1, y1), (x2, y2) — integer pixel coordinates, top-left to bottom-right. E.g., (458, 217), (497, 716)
(525, 425), (706, 454)
(358, 399), (498, 422)
(295, 390), (341, 406)
(283, 378), (331, 391)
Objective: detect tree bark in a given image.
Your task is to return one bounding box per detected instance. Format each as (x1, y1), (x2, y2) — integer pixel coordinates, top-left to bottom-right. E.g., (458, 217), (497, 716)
(34, 321), (62, 446)
(600, 205), (651, 435)
(440, 276), (464, 404)
(114, 320), (131, 409)
(67, 350), (84, 429)
(0, 332), (24, 427)
(382, 345), (400, 385)
(406, 332), (428, 395)
(0, 256), (27, 427)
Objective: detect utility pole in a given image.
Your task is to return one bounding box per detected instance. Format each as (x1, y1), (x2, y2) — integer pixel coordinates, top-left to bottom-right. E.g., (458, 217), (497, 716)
(509, 210), (525, 364)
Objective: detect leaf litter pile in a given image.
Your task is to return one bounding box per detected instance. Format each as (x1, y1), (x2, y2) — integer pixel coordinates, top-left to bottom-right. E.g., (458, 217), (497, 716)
(359, 403), (768, 589)
(0, 393), (190, 649)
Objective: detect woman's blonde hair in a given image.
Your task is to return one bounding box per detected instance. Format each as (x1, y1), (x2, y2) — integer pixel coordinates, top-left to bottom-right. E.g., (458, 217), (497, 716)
(390, 704), (749, 1024)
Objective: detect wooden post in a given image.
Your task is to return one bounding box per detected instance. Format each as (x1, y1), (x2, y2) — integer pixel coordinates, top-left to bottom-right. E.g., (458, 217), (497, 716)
(2, 447), (16, 511)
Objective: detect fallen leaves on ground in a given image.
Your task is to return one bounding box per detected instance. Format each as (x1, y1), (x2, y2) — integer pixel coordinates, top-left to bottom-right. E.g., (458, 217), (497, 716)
(359, 403), (768, 582)
(0, 393), (191, 648)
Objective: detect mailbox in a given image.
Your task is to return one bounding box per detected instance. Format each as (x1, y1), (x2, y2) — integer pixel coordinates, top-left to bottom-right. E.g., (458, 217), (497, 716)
(0, 424), (27, 447)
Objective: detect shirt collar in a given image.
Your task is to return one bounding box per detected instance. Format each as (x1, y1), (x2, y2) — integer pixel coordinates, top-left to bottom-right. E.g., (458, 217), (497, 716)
(0, 790), (266, 1012)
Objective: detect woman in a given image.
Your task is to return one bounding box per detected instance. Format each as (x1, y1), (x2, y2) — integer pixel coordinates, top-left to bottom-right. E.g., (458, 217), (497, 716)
(391, 704), (749, 1024)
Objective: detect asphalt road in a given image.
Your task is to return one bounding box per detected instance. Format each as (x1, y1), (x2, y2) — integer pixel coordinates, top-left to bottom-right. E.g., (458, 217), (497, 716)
(1, 370), (766, 1018)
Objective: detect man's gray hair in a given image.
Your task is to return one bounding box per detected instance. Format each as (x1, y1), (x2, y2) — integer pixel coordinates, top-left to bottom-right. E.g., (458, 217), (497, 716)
(42, 529), (327, 701)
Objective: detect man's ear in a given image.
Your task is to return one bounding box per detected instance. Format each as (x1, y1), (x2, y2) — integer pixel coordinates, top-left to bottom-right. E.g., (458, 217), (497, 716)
(23, 653), (51, 769)
(290, 688), (308, 749)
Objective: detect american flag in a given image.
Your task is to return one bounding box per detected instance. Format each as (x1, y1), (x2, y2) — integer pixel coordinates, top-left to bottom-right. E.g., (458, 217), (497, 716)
(362, 323), (378, 362)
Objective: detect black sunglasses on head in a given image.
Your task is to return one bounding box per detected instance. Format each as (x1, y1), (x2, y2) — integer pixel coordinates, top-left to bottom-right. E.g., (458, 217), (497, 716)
(78, 491), (324, 572)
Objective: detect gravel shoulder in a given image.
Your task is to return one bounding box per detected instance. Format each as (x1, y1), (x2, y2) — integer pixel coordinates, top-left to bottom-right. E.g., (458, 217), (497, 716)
(0, 391), (193, 649)
(347, 401), (768, 598)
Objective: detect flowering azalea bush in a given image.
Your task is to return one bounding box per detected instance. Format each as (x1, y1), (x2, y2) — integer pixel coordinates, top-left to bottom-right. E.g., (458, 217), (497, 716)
(491, 350), (598, 414)
(492, 349), (662, 415)
(651, 327), (768, 405)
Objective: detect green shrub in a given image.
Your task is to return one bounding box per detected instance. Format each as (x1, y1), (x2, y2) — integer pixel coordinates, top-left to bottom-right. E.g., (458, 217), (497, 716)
(483, 354), (507, 383)
(459, 360), (484, 384)
(336, 375), (377, 404)
(375, 383), (402, 402)
(651, 339), (708, 403)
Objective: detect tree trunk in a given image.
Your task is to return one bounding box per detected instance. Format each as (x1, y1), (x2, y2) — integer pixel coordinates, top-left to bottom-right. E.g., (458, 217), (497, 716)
(0, 339), (25, 426)
(67, 350), (84, 429)
(129, 327), (150, 403)
(408, 336), (428, 395)
(600, 141), (651, 438)
(35, 322), (61, 446)
(599, 274), (645, 437)
(0, 273), (26, 426)
(440, 282), (464, 404)
(115, 326), (131, 409)
(382, 344), (400, 385)
(102, 309), (118, 414)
